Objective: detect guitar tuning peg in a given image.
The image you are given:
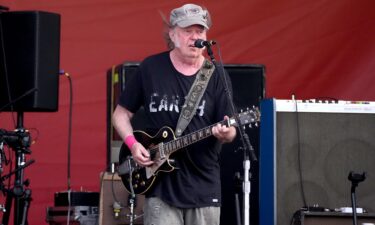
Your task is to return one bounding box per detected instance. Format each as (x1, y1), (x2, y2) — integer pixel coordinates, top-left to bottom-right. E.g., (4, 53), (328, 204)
(248, 124), (252, 128)
(240, 109), (243, 112)
(255, 122), (259, 127)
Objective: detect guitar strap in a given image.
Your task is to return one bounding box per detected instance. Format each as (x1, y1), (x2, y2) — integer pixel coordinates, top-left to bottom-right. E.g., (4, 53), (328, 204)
(175, 59), (215, 137)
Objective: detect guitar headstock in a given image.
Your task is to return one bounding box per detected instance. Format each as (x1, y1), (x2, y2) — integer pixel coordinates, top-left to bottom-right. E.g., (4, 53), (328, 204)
(233, 106), (260, 128)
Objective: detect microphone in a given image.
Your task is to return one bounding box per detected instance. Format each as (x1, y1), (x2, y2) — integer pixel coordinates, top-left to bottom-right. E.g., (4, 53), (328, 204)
(194, 39), (216, 48)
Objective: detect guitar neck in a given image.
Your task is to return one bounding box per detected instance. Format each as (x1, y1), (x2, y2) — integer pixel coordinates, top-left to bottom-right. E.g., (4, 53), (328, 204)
(156, 108), (259, 158)
(162, 120), (229, 156)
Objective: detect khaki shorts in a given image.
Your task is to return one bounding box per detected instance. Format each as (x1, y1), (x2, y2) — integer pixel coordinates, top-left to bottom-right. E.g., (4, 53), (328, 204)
(143, 197), (220, 225)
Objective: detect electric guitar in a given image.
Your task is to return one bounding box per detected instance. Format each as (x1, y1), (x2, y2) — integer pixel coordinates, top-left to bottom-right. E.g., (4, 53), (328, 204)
(118, 108), (260, 195)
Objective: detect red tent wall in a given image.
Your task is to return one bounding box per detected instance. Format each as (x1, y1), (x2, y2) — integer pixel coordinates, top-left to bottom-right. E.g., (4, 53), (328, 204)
(0, 0), (374, 224)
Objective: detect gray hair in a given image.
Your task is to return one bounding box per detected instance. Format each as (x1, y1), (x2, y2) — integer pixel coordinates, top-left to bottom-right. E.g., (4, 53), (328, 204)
(160, 11), (175, 50)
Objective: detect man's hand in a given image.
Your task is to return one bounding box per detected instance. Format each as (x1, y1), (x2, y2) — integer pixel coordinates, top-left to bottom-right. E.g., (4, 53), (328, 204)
(212, 115), (237, 143)
(130, 143), (154, 167)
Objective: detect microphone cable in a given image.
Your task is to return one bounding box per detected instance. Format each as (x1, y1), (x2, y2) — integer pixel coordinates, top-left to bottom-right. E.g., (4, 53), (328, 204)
(59, 70), (73, 225)
(111, 172), (123, 220)
(292, 95), (308, 209)
(61, 71), (73, 192)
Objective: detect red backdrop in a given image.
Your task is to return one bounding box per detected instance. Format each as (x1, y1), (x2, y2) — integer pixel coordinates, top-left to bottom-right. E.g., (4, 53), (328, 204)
(0, 0), (374, 224)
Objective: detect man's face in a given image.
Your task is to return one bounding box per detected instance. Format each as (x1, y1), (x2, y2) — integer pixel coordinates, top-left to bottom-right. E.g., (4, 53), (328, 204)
(170, 25), (207, 59)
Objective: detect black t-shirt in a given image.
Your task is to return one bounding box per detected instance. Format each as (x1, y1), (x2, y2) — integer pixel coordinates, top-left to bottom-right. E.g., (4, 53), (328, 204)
(118, 51), (234, 208)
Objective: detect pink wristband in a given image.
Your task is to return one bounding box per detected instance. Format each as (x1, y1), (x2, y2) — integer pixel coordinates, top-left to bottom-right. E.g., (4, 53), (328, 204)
(125, 135), (137, 150)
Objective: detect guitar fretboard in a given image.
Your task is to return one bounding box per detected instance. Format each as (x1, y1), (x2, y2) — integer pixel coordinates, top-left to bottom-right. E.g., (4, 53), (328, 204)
(163, 123), (218, 155)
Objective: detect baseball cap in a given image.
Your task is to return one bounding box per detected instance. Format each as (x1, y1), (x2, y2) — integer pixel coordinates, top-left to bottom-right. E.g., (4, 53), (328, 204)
(170, 4), (212, 30)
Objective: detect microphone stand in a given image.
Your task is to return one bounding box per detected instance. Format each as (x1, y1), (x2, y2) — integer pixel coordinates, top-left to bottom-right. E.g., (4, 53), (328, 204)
(1, 112), (33, 225)
(348, 171), (366, 225)
(205, 44), (257, 225)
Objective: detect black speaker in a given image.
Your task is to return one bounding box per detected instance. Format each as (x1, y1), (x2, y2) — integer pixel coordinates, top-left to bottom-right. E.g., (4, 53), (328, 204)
(0, 11), (60, 112)
(260, 99), (375, 225)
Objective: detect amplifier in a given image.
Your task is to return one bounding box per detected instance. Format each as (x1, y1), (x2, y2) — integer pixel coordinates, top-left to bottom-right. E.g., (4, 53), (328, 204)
(99, 172), (144, 225)
(54, 191), (99, 207)
(293, 211), (375, 225)
(260, 99), (375, 225)
(46, 206), (99, 225)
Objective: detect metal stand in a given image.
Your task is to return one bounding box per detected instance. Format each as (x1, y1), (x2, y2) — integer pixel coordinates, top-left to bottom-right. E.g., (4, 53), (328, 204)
(127, 160), (141, 224)
(127, 168), (136, 225)
(127, 194), (136, 225)
(348, 171), (366, 225)
(112, 167), (142, 225)
(205, 44), (258, 225)
(0, 112), (33, 225)
(234, 172), (242, 225)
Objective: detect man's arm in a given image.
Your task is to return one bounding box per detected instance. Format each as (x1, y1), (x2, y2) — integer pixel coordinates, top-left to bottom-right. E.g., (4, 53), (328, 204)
(112, 105), (153, 166)
(112, 104), (135, 140)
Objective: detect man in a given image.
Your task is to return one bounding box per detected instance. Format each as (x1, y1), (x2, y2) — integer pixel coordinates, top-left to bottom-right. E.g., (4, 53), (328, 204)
(112, 3), (236, 225)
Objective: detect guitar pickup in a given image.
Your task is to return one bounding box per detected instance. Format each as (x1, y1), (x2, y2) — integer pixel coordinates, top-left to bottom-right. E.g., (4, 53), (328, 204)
(159, 143), (166, 159)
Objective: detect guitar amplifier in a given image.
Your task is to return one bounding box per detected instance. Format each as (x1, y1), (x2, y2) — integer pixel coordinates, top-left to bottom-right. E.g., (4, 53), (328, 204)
(54, 191), (99, 206)
(99, 172), (144, 225)
(292, 210), (375, 225)
(260, 99), (375, 225)
(46, 191), (100, 224)
(46, 206), (99, 225)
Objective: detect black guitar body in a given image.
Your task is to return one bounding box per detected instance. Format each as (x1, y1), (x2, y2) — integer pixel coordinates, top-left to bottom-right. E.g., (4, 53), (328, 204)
(118, 126), (176, 194)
